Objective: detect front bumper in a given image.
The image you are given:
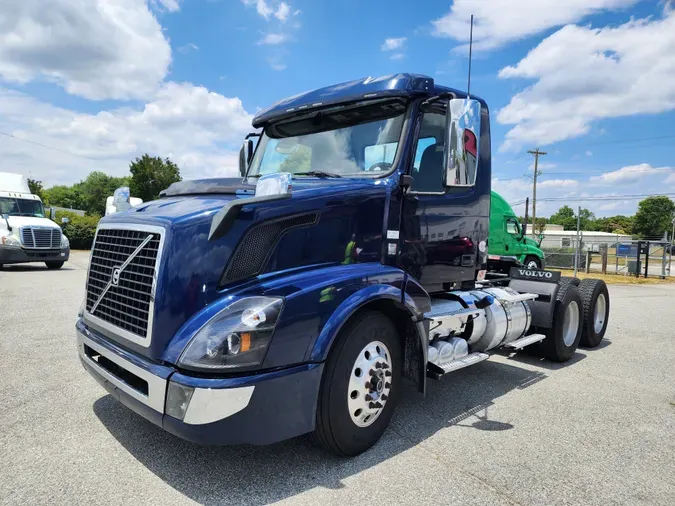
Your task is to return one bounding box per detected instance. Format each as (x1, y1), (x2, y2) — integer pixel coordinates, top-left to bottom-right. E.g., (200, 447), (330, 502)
(76, 321), (323, 445)
(0, 246), (70, 264)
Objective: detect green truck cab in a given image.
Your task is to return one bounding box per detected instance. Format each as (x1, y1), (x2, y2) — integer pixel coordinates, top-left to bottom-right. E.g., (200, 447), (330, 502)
(489, 191), (545, 269)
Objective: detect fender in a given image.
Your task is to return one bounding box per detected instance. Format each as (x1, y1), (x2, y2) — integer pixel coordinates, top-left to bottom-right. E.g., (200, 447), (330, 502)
(310, 282), (420, 362)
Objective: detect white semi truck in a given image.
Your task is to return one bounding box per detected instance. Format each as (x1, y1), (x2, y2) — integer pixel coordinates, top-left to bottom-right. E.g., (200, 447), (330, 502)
(0, 173), (70, 269)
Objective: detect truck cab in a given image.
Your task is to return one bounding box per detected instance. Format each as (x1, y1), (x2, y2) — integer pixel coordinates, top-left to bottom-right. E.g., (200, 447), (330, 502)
(76, 74), (610, 456)
(489, 191), (545, 269)
(0, 173), (70, 269)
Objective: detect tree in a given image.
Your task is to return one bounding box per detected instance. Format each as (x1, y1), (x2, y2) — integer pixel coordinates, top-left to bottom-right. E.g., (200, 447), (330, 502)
(279, 146), (311, 173)
(78, 172), (129, 216)
(533, 217), (547, 235)
(27, 178), (45, 200)
(549, 205), (576, 231)
(43, 185), (85, 210)
(633, 196), (675, 239)
(578, 208), (596, 231)
(129, 154), (181, 202)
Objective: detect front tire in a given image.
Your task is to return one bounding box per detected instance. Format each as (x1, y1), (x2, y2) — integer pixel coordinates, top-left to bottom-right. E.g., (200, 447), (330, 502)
(45, 261), (64, 270)
(579, 279), (609, 348)
(524, 256), (542, 270)
(541, 283), (583, 362)
(312, 311), (401, 456)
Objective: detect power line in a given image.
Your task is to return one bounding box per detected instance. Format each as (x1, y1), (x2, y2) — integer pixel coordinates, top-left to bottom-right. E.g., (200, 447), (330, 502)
(0, 131), (102, 162)
(509, 193), (675, 206)
(573, 133), (675, 148)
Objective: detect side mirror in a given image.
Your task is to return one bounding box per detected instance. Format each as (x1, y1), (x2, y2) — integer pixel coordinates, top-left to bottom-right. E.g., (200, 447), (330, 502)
(61, 217), (70, 224)
(1, 213), (10, 231)
(445, 98), (481, 187)
(239, 139), (254, 177)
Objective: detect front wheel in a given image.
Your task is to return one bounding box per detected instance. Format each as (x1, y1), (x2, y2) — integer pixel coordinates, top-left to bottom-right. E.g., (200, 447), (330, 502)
(524, 256), (542, 270)
(312, 311), (401, 456)
(45, 261), (64, 270)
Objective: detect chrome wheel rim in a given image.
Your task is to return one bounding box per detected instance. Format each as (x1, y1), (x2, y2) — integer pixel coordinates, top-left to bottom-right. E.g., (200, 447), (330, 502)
(562, 301), (580, 347)
(526, 260), (539, 269)
(593, 293), (607, 334)
(348, 341), (392, 428)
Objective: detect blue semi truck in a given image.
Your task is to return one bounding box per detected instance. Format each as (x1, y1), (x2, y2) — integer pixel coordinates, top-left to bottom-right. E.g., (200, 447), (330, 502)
(76, 74), (610, 456)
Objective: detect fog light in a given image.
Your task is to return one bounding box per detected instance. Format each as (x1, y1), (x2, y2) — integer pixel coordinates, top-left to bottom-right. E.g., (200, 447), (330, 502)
(165, 381), (194, 421)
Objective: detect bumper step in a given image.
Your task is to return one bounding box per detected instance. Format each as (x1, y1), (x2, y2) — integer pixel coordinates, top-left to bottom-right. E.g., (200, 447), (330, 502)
(427, 352), (490, 379)
(504, 333), (546, 350)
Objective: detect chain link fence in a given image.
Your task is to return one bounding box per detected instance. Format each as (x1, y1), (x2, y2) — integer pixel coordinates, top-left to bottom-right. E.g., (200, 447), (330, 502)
(544, 241), (672, 278)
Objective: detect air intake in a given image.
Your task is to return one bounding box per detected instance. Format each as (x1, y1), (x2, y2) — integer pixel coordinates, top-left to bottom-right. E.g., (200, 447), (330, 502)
(221, 213), (318, 285)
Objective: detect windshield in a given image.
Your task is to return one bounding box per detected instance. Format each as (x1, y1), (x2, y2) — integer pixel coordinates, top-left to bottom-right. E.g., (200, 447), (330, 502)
(0, 197), (45, 218)
(248, 99), (406, 178)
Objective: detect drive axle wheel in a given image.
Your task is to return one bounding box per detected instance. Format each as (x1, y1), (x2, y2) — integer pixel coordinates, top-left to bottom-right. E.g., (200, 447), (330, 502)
(312, 311), (401, 456)
(579, 279), (609, 348)
(541, 283), (583, 362)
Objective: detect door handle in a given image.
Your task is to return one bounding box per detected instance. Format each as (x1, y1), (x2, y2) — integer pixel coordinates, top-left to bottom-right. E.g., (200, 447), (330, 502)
(505, 245), (509, 251)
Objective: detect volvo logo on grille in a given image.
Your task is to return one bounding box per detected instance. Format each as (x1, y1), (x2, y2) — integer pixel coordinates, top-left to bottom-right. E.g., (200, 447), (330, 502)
(111, 266), (122, 286)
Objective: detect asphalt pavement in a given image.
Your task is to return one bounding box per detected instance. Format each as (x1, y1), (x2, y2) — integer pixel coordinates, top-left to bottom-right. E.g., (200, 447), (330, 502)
(2, 251), (675, 505)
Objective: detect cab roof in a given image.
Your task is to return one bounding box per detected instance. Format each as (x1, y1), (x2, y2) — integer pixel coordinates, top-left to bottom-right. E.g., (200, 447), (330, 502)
(251, 73), (487, 128)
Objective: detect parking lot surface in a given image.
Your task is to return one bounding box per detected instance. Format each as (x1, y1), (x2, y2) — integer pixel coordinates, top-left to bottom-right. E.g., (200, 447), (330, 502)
(2, 251), (675, 506)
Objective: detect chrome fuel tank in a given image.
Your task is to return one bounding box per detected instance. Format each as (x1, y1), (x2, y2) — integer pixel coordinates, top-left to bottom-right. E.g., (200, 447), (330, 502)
(462, 287), (532, 351)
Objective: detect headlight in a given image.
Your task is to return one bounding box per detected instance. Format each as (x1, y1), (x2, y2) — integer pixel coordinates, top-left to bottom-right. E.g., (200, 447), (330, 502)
(178, 296), (284, 372)
(61, 234), (70, 248)
(1, 235), (20, 246)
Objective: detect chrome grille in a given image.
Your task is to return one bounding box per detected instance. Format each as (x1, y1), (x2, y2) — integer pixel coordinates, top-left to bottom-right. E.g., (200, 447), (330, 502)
(21, 227), (61, 248)
(85, 227), (162, 340)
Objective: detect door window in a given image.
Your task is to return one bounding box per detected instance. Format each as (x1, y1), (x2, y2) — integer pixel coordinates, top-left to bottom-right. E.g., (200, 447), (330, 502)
(506, 218), (520, 235)
(412, 112), (446, 192)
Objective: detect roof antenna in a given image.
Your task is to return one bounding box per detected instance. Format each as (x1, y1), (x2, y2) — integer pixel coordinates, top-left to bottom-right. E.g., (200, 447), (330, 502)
(467, 14), (474, 99)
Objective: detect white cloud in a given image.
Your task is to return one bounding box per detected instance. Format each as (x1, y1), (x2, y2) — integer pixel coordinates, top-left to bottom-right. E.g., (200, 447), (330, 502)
(431, 0), (639, 51)
(498, 10), (675, 150)
(381, 37), (407, 51)
(0, 84), (254, 186)
(275, 2), (291, 21)
(538, 179), (579, 188)
(586, 150), (593, 157)
(590, 163), (672, 184)
(258, 33), (288, 45)
(268, 61), (287, 71)
(666, 173), (675, 184)
(150, 0), (181, 12)
(178, 42), (199, 54)
(390, 53), (405, 61)
(243, 0), (294, 22)
(0, 0), (171, 101)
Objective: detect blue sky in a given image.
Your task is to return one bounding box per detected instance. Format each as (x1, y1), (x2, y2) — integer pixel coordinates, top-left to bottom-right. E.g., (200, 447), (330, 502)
(0, 0), (673, 217)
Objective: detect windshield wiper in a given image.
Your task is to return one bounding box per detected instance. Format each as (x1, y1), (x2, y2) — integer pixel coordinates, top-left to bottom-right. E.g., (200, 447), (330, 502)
(293, 171), (342, 178)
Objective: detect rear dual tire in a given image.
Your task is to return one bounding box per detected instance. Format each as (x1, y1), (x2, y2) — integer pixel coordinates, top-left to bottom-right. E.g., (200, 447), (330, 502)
(578, 279), (609, 348)
(540, 283), (583, 362)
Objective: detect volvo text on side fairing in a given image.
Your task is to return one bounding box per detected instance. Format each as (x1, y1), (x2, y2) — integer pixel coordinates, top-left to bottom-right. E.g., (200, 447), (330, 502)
(75, 74), (611, 456)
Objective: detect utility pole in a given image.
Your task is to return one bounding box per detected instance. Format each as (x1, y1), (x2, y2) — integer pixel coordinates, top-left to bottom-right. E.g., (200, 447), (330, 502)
(527, 148), (547, 238)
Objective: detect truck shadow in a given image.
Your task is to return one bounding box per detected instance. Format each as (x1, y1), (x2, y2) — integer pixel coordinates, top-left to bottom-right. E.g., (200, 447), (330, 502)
(0, 264), (76, 272)
(93, 360), (546, 506)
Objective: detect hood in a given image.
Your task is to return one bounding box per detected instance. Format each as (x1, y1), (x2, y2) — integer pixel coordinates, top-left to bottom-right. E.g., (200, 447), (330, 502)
(92, 179), (393, 361)
(523, 236), (542, 249)
(5, 216), (60, 230)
